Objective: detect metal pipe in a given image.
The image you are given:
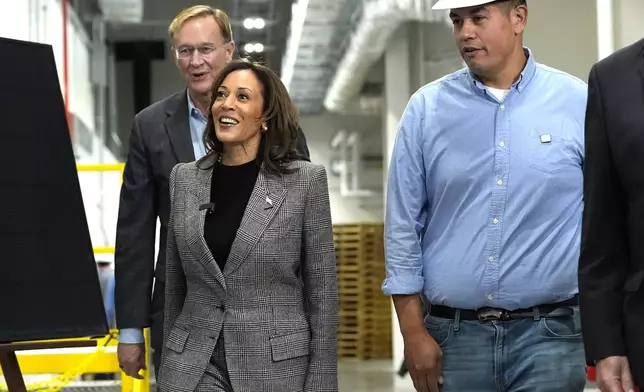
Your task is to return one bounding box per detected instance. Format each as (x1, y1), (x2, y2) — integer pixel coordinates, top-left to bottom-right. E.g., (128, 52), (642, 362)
(324, 0), (444, 112)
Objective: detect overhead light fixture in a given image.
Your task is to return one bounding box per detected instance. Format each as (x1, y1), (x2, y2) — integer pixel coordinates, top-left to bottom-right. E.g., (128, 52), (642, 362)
(244, 43), (265, 53)
(243, 17), (265, 29)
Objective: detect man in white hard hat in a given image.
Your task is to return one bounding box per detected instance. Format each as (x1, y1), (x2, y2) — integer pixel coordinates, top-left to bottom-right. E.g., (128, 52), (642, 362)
(383, 0), (588, 391)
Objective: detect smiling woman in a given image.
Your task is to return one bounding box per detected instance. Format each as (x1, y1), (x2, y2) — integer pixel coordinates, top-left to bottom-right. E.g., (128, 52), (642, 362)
(200, 59), (303, 174)
(156, 57), (339, 392)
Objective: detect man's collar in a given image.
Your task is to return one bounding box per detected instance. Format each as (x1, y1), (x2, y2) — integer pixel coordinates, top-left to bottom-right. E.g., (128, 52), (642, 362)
(187, 90), (207, 119)
(187, 90), (198, 114)
(468, 47), (537, 93)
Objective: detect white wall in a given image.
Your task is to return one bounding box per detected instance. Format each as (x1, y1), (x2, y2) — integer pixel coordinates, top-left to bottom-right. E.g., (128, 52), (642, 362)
(613, 0), (644, 50)
(523, 0), (598, 81)
(299, 111), (384, 224)
(0, 0), (122, 255)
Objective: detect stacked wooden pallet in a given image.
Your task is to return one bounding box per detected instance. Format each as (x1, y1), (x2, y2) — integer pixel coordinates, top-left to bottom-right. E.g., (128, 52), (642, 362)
(333, 223), (392, 360)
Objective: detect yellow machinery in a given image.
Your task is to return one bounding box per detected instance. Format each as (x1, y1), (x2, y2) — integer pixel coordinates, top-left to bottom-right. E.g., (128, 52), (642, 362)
(0, 163), (151, 392)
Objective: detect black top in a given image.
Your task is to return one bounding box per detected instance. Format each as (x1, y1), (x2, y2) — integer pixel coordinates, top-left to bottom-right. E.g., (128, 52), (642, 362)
(204, 159), (260, 271)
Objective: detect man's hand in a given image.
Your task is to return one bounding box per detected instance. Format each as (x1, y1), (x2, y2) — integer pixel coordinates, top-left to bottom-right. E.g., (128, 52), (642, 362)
(596, 356), (635, 392)
(404, 330), (444, 392)
(117, 342), (146, 379)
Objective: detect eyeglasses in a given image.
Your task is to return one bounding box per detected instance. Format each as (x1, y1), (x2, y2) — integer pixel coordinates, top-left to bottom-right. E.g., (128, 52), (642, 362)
(174, 42), (228, 60)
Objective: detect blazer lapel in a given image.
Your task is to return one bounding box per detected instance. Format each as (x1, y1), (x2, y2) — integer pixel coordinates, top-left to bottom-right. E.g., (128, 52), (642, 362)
(184, 156), (226, 289)
(224, 166), (287, 276)
(165, 89), (196, 163)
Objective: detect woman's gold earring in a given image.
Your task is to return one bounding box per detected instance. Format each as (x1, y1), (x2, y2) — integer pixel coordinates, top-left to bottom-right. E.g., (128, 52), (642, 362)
(261, 124), (268, 132)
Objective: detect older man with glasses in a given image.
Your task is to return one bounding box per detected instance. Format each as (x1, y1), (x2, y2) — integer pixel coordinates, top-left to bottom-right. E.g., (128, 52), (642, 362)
(113, 5), (310, 380)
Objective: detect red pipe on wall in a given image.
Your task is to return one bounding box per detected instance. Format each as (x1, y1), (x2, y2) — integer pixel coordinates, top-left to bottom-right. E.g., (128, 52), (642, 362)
(62, 0), (73, 140)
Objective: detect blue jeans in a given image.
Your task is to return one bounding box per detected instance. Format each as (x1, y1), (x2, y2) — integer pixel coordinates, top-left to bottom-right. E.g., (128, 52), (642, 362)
(425, 306), (586, 392)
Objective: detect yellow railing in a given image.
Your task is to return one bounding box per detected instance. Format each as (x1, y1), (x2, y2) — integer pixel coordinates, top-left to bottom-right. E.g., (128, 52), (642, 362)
(84, 163), (152, 391)
(0, 163), (152, 392)
(77, 163), (126, 173)
(0, 330), (151, 392)
(77, 163), (124, 263)
(94, 246), (116, 254)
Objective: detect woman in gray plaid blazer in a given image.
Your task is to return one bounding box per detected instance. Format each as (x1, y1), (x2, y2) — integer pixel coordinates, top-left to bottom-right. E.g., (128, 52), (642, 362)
(156, 59), (339, 392)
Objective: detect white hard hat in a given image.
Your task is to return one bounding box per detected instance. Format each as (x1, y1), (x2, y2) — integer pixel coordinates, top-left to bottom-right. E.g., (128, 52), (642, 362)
(432, 0), (495, 10)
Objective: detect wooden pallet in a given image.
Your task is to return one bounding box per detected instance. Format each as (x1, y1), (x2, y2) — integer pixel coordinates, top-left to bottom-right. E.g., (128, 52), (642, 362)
(334, 223), (392, 360)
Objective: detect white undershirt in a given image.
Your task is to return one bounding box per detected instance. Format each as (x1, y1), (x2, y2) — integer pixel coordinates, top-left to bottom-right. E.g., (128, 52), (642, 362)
(486, 87), (511, 102)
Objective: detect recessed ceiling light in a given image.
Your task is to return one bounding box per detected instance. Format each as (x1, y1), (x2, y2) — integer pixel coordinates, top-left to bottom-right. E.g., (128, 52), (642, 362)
(243, 17), (265, 29)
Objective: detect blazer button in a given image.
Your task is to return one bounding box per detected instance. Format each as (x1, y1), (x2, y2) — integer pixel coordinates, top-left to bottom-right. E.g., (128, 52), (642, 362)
(218, 305), (226, 311)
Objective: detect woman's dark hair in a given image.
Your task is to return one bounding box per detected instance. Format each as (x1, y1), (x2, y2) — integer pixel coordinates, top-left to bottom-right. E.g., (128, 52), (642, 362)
(198, 58), (301, 175)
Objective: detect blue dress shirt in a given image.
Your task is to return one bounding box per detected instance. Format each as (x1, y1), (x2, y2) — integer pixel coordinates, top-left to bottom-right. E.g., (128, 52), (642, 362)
(105, 274), (116, 328)
(187, 90), (208, 160)
(382, 49), (588, 310)
(118, 90), (208, 344)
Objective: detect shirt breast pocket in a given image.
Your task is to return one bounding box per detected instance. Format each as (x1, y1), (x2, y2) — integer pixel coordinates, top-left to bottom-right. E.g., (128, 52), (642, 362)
(527, 129), (579, 174)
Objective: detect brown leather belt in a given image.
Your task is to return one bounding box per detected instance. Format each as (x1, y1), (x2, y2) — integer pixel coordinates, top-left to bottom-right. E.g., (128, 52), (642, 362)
(429, 294), (578, 322)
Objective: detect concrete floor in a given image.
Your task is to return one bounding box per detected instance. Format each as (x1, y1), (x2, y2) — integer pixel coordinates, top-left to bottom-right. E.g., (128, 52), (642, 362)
(339, 359), (599, 391)
(5, 359), (599, 391)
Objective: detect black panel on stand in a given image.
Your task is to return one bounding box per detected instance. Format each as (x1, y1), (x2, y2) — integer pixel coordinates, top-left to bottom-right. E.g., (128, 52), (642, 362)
(0, 37), (108, 343)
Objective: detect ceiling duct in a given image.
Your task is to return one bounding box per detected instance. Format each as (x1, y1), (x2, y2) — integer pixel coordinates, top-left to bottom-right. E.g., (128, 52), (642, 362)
(281, 0), (361, 115)
(323, 0), (446, 112)
(330, 95), (383, 116)
(98, 0), (143, 23)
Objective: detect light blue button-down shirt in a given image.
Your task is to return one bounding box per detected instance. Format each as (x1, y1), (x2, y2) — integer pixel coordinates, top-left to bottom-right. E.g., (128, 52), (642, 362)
(118, 90), (208, 344)
(187, 90), (208, 160)
(382, 49), (588, 310)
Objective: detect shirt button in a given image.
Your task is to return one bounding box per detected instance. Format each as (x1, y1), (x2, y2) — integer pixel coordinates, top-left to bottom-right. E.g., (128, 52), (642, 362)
(497, 179), (503, 186)
(492, 218), (499, 224)
(487, 294), (494, 300)
(488, 256), (495, 262)
(499, 141), (505, 148)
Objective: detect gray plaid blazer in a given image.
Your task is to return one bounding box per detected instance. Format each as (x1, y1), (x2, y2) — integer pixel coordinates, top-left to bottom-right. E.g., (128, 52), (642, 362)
(157, 156), (339, 392)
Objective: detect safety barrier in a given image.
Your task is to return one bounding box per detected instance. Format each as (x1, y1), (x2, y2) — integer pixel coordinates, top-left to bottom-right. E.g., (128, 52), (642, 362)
(79, 163), (121, 261)
(0, 163), (152, 392)
(79, 162), (123, 260)
(0, 330), (151, 392)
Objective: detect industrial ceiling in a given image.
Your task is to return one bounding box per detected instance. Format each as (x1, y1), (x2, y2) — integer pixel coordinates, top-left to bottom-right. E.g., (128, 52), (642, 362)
(94, 0), (452, 116)
(101, 0), (295, 73)
(282, 0), (448, 115)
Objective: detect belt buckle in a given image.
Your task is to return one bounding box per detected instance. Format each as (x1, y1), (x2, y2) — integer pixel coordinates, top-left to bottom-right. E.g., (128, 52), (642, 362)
(477, 307), (506, 322)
